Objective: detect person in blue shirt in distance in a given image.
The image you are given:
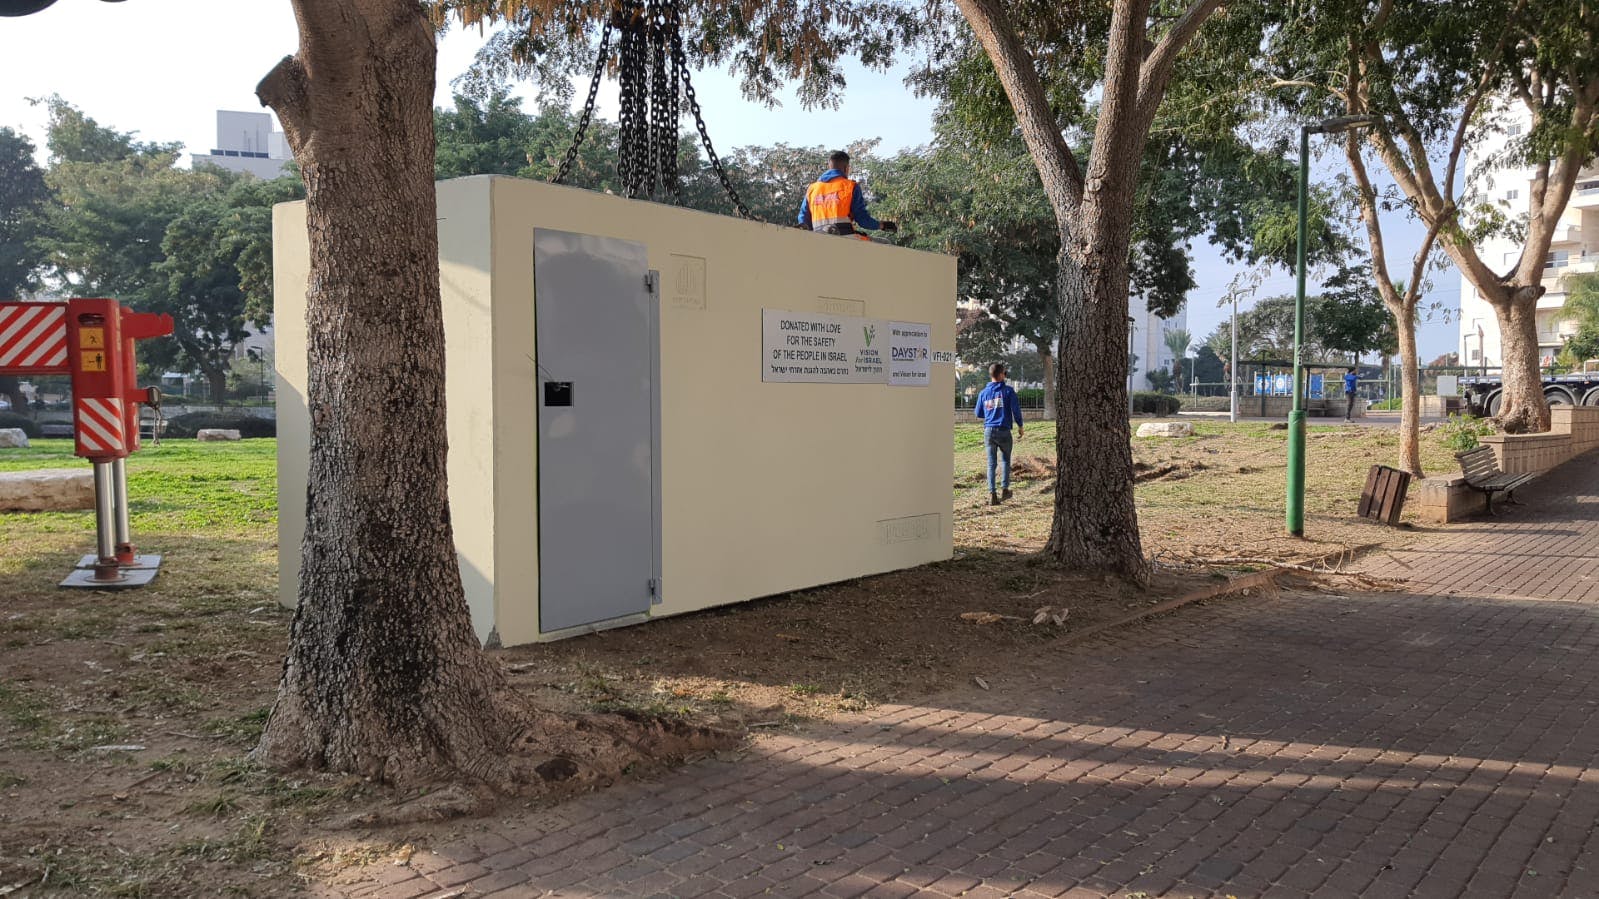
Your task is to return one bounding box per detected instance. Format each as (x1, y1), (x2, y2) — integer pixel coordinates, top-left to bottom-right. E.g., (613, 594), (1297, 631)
(975, 362), (1024, 506)
(1343, 367), (1359, 421)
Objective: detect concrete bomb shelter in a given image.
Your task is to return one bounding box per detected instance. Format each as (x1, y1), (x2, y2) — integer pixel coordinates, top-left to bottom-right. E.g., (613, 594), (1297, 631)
(273, 176), (956, 646)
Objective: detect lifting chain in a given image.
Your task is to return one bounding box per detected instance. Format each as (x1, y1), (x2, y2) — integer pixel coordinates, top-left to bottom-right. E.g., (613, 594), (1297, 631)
(665, 0), (754, 219)
(548, 0), (755, 220)
(552, 16), (614, 187)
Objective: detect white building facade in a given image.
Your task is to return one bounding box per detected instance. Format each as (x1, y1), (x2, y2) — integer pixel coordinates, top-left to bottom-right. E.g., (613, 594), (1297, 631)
(191, 110), (293, 179)
(1458, 108), (1599, 368)
(1128, 297), (1187, 392)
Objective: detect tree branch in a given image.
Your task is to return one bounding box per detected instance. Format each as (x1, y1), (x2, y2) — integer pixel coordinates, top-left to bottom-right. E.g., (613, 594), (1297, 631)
(951, 0), (1084, 215)
(1344, 133), (1402, 313)
(256, 56), (313, 149)
(1136, 0), (1224, 123)
(1442, 3), (1525, 205)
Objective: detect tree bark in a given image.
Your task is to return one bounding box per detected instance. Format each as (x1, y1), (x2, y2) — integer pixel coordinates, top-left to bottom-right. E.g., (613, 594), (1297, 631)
(1493, 296), (1547, 433)
(1047, 197), (1146, 582)
(1394, 304), (1422, 476)
(203, 363), (228, 406)
(253, 0), (520, 786)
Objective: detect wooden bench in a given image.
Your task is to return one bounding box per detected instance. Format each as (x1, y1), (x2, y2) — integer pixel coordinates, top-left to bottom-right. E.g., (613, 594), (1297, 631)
(1456, 445), (1535, 515)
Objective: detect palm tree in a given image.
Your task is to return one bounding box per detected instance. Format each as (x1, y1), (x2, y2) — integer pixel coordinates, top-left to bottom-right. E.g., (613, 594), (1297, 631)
(1163, 328), (1192, 393)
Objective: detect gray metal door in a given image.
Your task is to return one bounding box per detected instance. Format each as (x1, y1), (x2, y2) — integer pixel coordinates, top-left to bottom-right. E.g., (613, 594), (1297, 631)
(534, 229), (658, 633)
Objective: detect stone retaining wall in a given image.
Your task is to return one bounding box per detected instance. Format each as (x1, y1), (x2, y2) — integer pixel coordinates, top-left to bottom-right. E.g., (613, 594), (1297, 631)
(1420, 407), (1599, 523)
(1482, 407), (1599, 475)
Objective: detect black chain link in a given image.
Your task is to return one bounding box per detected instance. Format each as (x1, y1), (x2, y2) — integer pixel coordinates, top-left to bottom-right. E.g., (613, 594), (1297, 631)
(667, 1), (754, 219)
(549, 0), (754, 219)
(551, 17), (613, 186)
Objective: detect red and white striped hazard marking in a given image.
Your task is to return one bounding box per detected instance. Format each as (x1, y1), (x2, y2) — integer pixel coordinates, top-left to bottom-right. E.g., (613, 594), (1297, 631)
(0, 303), (68, 371)
(75, 398), (126, 455)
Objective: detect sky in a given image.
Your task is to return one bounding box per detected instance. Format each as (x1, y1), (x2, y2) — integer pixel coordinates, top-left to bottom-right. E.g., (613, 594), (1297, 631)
(0, 0), (1458, 361)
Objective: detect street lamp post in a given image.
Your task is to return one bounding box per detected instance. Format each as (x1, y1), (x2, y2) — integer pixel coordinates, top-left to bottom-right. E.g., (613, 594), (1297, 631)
(1229, 293), (1240, 423)
(1287, 114), (1379, 537)
(1127, 316), (1137, 418)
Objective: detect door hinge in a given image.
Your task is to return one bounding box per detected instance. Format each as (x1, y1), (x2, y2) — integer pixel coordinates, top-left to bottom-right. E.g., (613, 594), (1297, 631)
(648, 577), (663, 604)
(645, 271), (659, 294)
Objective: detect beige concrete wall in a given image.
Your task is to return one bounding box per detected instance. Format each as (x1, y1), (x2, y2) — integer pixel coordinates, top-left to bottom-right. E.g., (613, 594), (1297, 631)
(485, 177), (954, 644)
(272, 204), (309, 612)
(276, 176), (955, 646)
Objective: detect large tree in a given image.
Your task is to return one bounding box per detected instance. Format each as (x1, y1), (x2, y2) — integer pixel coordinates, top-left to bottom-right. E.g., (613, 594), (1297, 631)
(932, 0), (1289, 579)
(1268, 0), (1599, 438)
(0, 127), (47, 299)
(142, 177), (304, 402)
(250, 1), (530, 783)
(0, 126), (49, 412)
(34, 100), (291, 403)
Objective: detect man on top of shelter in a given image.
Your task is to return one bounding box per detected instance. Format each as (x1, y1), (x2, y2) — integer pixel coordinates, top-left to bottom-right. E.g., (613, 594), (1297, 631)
(798, 151), (898, 239)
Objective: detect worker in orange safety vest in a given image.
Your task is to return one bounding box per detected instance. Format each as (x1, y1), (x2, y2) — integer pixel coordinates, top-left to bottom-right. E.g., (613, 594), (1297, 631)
(797, 151), (898, 240)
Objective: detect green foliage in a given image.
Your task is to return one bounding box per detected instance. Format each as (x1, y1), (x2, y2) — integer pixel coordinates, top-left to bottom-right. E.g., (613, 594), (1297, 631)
(1439, 414), (1495, 453)
(0, 127), (48, 297)
(1561, 273), (1599, 363)
(0, 411), (41, 437)
(876, 120), (1057, 362)
(32, 100), (303, 403)
(1312, 287), (1396, 359)
(1370, 397), (1403, 411)
(38, 95), (181, 165)
(434, 82), (541, 179)
(1132, 392), (1182, 416)
(1193, 346), (1225, 392)
(161, 412), (276, 440)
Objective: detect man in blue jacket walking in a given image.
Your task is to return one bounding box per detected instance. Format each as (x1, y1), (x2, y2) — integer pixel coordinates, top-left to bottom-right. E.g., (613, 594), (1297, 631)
(975, 362), (1024, 506)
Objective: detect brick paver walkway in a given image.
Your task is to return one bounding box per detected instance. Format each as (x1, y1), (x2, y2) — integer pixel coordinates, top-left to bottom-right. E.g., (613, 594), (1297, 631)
(327, 457), (1599, 899)
(1360, 454), (1599, 602)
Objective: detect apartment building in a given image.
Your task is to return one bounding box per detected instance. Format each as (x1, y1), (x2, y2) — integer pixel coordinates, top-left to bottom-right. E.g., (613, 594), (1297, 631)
(1458, 110), (1599, 368)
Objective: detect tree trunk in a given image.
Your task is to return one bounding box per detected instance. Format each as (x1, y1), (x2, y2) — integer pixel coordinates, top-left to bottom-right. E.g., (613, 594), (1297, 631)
(0, 374), (25, 416)
(1492, 297), (1549, 433)
(1035, 338), (1057, 420)
(253, 1), (518, 786)
(1394, 304), (1422, 477)
(203, 364), (228, 406)
(1047, 204), (1147, 582)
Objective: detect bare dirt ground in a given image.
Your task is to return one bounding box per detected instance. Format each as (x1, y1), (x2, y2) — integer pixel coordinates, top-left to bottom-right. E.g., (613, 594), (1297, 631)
(0, 421), (1458, 896)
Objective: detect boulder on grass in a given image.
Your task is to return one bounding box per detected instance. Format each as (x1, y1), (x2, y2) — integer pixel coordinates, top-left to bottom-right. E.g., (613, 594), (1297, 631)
(196, 429), (242, 442)
(0, 428), (28, 449)
(0, 468), (93, 512)
(1135, 421), (1195, 438)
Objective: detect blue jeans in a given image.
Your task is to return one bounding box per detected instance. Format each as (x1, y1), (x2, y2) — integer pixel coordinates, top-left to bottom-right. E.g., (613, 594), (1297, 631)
(984, 427), (1013, 493)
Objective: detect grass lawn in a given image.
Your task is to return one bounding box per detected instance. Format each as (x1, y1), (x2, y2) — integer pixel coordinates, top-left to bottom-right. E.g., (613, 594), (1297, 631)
(953, 419), (1458, 563)
(0, 423), (1464, 895)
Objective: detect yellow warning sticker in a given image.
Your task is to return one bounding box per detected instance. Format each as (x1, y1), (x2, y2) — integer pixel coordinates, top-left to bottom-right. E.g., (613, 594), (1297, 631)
(80, 351), (107, 372)
(79, 327), (105, 349)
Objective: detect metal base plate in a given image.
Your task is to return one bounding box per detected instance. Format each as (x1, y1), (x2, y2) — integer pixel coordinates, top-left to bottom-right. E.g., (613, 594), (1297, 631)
(74, 554), (163, 571)
(61, 556), (163, 590)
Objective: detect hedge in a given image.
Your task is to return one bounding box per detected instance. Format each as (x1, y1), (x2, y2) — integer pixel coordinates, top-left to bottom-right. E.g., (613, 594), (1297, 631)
(162, 412), (276, 439)
(0, 412), (41, 438)
(1131, 392), (1182, 416)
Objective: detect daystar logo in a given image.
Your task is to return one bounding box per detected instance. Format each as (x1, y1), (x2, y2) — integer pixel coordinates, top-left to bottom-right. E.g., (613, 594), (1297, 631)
(863, 324), (876, 346)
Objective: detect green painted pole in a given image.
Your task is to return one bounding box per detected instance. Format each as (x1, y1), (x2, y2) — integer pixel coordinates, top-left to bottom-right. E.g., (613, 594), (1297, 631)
(1287, 125), (1310, 537)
